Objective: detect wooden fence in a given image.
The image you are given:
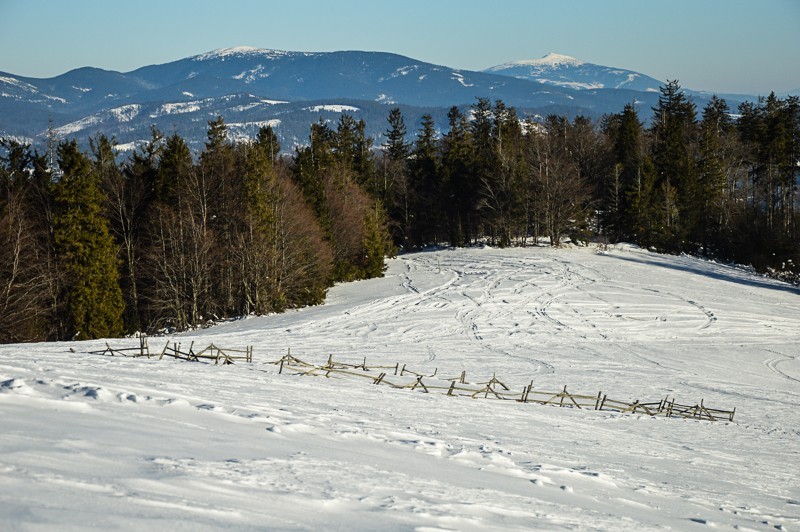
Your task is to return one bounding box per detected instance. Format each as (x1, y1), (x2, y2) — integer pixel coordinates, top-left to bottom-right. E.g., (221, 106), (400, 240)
(270, 351), (736, 422)
(90, 337), (253, 365)
(86, 341), (735, 422)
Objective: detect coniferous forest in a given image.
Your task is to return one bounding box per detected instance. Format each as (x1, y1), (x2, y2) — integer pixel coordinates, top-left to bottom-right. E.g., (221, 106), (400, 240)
(1, 81), (798, 342)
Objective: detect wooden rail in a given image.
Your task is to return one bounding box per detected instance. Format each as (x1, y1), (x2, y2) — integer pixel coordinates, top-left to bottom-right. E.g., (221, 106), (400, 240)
(90, 337), (253, 365)
(270, 351), (736, 422)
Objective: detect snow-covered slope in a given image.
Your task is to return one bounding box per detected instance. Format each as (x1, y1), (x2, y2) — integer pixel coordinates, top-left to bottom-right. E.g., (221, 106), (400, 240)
(1, 245), (798, 530)
(484, 53), (664, 92)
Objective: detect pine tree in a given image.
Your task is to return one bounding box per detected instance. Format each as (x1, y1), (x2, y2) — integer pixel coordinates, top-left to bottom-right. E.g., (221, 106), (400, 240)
(53, 140), (124, 339)
(697, 96), (733, 255)
(256, 125), (281, 164)
(602, 103), (656, 243)
(408, 114), (442, 246)
(650, 80), (698, 250)
(382, 107), (411, 246)
(442, 106), (473, 246)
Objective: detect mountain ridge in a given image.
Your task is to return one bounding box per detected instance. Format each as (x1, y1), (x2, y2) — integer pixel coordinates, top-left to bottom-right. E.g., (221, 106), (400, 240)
(0, 46), (749, 152)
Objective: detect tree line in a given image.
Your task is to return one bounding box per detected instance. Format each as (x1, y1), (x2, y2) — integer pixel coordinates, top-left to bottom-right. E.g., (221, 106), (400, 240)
(1, 81), (798, 342)
(374, 83), (799, 270)
(0, 117), (394, 342)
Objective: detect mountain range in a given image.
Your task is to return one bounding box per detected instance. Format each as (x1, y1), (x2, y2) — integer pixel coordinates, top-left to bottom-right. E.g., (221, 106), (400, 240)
(0, 46), (755, 153)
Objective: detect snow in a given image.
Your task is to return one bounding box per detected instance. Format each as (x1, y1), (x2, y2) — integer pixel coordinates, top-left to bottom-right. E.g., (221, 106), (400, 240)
(114, 141), (140, 152)
(486, 53), (585, 72)
(192, 46), (298, 62)
(614, 73), (641, 89)
(259, 98), (288, 105)
(151, 101), (202, 117)
(303, 104), (360, 113)
(54, 115), (101, 135)
(231, 99), (288, 112)
(535, 79), (604, 90)
(233, 64), (271, 83)
(451, 71), (474, 88)
(379, 65), (420, 82)
(0, 75), (39, 93)
(227, 120), (282, 142)
(54, 104), (141, 135)
(109, 104), (141, 122)
(1, 245), (799, 530)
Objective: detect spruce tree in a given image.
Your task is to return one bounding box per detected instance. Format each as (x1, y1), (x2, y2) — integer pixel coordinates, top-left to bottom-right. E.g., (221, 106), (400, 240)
(382, 107), (411, 246)
(442, 106), (473, 246)
(650, 80), (698, 250)
(697, 96), (733, 255)
(409, 114), (442, 246)
(385, 108), (409, 162)
(53, 140), (124, 339)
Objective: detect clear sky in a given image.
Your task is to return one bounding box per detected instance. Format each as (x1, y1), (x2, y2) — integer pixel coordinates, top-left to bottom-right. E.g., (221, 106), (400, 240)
(1, 0), (798, 95)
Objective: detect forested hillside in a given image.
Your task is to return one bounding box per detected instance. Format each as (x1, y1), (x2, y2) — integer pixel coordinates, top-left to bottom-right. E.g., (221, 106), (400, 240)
(1, 82), (798, 342)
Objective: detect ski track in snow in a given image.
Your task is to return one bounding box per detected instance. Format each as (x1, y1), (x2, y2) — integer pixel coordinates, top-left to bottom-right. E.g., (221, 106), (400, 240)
(1, 245), (800, 530)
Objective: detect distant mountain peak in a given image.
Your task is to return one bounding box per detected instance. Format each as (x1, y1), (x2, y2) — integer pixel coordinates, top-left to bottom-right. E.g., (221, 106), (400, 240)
(191, 46), (297, 62)
(486, 53), (584, 71)
(522, 53), (584, 67)
(483, 54), (664, 92)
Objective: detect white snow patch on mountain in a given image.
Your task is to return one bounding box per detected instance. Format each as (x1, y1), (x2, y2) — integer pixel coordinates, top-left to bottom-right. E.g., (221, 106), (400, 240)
(151, 101), (202, 117)
(227, 119), (282, 142)
(537, 79), (604, 90)
(233, 64), (271, 83)
(54, 115), (100, 135)
(227, 119), (281, 129)
(193, 46), (299, 62)
(114, 141), (141, 152)
(0, 76), (39, 92)
(486, 53), (585, 72)
(380, 65), (420, 82)
(304, 104), (360, 113)
(231, 99), (288, 113)
(109, 104), (141, 122)
(44, 94), (67, 103)
(451, 71), (474, 87)
(54, 104), (141, 135)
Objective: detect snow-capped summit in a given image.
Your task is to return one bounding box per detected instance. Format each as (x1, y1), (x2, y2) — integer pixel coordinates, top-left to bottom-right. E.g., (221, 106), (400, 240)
(191, 46), (298, 62)
(489, 53), (585, 69)
(484, 53), (662, 92)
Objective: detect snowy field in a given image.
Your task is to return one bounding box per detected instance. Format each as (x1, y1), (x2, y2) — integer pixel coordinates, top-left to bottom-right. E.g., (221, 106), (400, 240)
(1, 245), (799, 531)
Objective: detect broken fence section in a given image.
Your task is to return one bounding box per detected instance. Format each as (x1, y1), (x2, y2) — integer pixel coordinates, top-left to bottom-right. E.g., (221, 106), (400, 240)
(90, 337), (253, 365)
(271, 350), (735, 422)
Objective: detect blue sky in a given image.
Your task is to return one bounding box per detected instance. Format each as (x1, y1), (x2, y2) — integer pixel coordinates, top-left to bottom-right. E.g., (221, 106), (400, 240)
(1, 0), (798, 95)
